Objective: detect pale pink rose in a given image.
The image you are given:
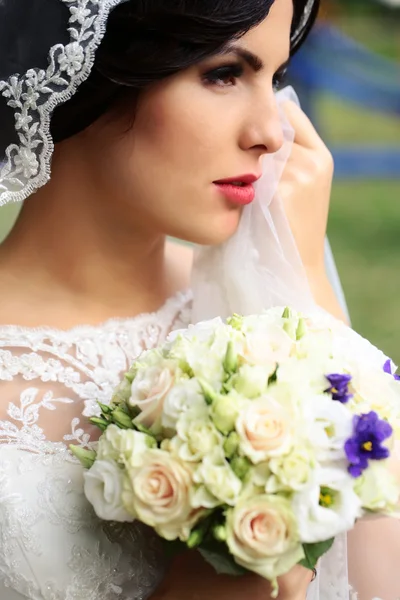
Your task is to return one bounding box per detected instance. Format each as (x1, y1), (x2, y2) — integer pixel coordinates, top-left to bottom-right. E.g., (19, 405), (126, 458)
(241, 325), (293, 368)
(225, 495), (303, 581)
(123, 449), (202, 541)
(236, 397), (294, 463)
(130, 365), (175, 428)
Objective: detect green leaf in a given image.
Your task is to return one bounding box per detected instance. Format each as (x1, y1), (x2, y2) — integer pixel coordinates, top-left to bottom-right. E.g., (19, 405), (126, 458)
(198, 547), (247, 577)
(299, 538), (335, 570)
(268, 366), (278, 385)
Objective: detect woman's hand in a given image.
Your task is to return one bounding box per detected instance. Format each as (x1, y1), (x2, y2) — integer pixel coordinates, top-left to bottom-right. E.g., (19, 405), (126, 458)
(151, 550), (313, 600)
(279, 101), (333, 274)
(278, 101), (347, 323)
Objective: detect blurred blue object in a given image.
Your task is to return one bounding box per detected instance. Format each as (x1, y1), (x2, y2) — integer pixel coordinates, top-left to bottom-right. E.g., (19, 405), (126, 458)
(288, 23), (400, 178)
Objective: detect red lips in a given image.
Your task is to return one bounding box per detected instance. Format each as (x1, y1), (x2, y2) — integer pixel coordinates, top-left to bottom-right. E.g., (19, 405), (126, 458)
(213, 173), (261, 206)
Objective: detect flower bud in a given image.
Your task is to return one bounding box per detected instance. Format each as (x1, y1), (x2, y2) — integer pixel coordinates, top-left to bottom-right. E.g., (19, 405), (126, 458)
(69, 445), (97, 469)
(224, 432), (240, 459)
(112, 408), (133, 429)
(198, 378), (219, 405)
(213, 524), (227, 542)
(296, 318), (307, 341)
(223, 342), (238, 374)
(227, 314), (243, 331)
(89, 417), (109, 431)
(187, 528), (205, 549)
(211, 395), (240, 435)
(230, 456), (252, 480)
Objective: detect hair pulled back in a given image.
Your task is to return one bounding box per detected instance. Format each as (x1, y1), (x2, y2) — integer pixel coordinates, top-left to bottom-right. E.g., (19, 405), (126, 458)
(51, 0), (319, 142)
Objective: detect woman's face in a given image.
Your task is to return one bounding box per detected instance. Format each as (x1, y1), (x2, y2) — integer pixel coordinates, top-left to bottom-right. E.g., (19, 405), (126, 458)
(83, 0), (293, 245)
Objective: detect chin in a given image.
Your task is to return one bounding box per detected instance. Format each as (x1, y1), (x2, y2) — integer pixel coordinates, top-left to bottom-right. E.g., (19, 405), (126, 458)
(176, 209), (242, 246)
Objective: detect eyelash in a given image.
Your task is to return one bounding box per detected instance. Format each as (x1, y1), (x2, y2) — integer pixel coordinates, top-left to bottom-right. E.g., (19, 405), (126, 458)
(203, 63), (288, 91)
(272, 68), (287, 91)
(203, 63), (244, 87)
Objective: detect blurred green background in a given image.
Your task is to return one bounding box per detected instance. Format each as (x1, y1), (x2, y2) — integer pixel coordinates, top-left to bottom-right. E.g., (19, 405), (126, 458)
(0, 0), (399, 365)
(315, 0), (400, 366)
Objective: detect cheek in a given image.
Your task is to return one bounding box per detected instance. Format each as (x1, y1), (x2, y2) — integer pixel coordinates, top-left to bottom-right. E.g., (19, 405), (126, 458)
(133, 84), (218, 174)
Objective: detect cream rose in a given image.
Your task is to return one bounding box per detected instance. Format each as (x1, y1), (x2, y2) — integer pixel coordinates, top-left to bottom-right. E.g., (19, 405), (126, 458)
(123, 449), (201, 540)
(225, 495), (304, 583)
(240, 324), (293, 367)
(236, 396), (294, 463)
(130, 364), (175, 428)
(84, 459), (135, 523)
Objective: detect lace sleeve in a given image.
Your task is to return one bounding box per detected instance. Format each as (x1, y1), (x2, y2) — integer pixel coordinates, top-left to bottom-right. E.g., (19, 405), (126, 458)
(0, 291), (191, 600)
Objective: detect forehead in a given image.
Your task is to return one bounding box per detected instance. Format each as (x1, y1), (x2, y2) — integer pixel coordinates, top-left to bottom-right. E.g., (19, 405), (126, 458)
(235, 0), (293, 64)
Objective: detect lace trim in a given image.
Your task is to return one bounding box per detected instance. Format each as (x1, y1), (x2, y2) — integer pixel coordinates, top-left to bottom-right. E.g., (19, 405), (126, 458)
(0, 0), (127, 206)
(0, 290), (192, 455)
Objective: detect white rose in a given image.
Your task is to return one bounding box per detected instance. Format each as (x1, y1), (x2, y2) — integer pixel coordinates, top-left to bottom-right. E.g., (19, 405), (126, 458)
(192, 453), (242, 508)
(295, 327), (334, 361)
(130, 363), (175, 429)
(231, 364), (271, 399)
(97, 425), (151, 467)
(225, 495), (304, 584)
(162, 378), (205, 431)
(173, 408), (222, 462)
(240, 324), (293, 367)
(266, 448), (316, 492)
(168, 319), (232, 388)
(84, 459), (135, 523)
(276, 357), (333, 394)
(354, 462), (400, 513)
(122, 449), (202, 541)
(292, 466), (362, 543)
(236, 396), (295, 463)
(167, 317), (224, 345)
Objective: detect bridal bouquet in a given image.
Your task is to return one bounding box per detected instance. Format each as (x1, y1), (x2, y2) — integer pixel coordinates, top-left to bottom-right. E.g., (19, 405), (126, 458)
(72, 308), (400, 596)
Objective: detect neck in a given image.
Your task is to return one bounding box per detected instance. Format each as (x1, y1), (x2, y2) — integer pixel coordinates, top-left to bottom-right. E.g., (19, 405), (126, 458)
(0, 146), (176, 324)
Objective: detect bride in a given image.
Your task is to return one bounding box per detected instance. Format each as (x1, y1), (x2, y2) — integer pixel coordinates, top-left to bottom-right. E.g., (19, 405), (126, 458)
(0, 0), (399, 598)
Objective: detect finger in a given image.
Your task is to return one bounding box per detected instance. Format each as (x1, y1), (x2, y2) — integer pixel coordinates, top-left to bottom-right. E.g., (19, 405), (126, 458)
(281, 100), (325, 151)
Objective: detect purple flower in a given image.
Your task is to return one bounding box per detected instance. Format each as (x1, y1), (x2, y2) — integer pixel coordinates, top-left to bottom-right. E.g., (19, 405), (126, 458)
(325, 373), (353, 404)
(345, 411), (393, 478)
(383, 359), (400, 381)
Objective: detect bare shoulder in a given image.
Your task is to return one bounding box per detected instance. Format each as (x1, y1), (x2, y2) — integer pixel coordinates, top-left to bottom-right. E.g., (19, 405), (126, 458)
(165, 240), (193, 293)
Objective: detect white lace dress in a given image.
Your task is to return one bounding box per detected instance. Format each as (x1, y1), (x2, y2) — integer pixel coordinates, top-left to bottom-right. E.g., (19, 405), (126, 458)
(0, 291), (192, 600)
(1, 290), (399, 600)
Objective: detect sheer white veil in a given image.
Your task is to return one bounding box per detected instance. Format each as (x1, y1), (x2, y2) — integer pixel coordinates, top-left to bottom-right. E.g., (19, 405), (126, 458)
(191, 86), (349, 324)
(191, 86), (350, 599)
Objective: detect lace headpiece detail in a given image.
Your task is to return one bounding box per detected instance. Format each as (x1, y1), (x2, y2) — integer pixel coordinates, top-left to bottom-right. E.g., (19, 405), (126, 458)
(0, 0), (127, 206)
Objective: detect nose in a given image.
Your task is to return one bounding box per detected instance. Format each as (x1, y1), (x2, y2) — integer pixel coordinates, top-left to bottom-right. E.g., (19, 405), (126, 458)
(239, 94), (284, 156)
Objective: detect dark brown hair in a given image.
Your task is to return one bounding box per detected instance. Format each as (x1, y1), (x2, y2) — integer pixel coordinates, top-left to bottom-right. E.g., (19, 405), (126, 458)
(51, 0), (320, 142)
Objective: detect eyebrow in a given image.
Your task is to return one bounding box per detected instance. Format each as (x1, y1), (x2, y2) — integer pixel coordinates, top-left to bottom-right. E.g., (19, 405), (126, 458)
(219, 45), (264, 72)
(217, 44), (289, 75)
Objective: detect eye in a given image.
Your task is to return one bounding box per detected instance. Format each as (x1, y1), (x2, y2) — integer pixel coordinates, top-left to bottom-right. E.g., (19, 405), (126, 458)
(273, 66), (288, 92)
(203, 63), (244, 87)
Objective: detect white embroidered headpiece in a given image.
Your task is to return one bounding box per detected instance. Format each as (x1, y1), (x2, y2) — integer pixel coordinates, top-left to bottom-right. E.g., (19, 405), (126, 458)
(0, 0), (317, 207)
